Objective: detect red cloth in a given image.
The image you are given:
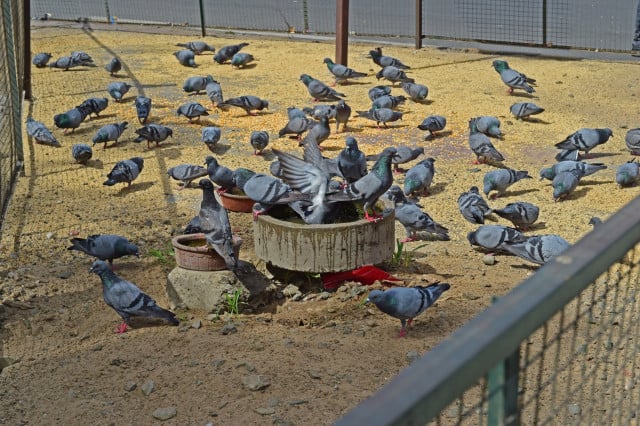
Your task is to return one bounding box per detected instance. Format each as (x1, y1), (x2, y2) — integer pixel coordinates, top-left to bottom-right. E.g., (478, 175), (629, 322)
(321, 265), (402, 290)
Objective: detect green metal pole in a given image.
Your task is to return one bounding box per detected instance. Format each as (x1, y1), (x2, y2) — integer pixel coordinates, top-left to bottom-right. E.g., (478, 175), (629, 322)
(487, 350), (520, 426)
(199, 0), (206, 37)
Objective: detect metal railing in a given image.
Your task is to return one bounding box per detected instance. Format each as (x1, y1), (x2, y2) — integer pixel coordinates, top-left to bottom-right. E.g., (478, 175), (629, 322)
(336, 195), (640, 425)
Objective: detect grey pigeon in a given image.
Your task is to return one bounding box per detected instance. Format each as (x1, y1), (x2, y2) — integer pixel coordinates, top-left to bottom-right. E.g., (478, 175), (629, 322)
(184, 216), (203, 234)
(214, 42), (249, 64)
(334, 100), (351, 132)
(300, 74), (345, 102)
(457, 186), (492, 224)
(472, 116), (502, 138)
(356, 107), (403, 128)
(386, 189), (449, 242)
(467, 225), (526, 252)
(588, 217), (603, 228)
(239, 172), (309, 220)
(493, 201), (540, 230)
(134, 96), (152, 124)
(626, 128), (640, 155)
(71, 143), (92, 164)
(287, 106), (306, 120)
(68, 234), (139, 265)
(278, 116), (316, 139)
(105, 57), (121, 76)
(555, 149), (580, 162)
(367, 283), (449, 337)
(468, 119), (505, 165)
(375, 66), (413, 85)
(175, 41), (215, 54)
(168, 164), (208, 190)
(616, 159), (640, 187)
(555, 128), (613, 157)
(368, 85), (392, 101)
(299, 116), (330, 148)
(368, 47), (410, 69)
(551, 170), (580, 201)
(202, 126), (222, 152)
(53, 105), (91, 133)
(78, 97), (109, 118)
(418, 115), (447, 138)
(48, 55), (96, 70)
(400, 81), (428, 102)
(89, 260), (179, 334)
(32, 52), (52, 67)
(107, 81), (132, 102)
(392, 146), (424, 173)
(539, 160), (607, 181)
(342, 147), (397, 221)
(372, 94), (407, 110)
(337, 136), (368, 184)
(502, 234), (571, 265)
(483, 168), (532, 199)
(133, 124), (173, 149)
(205, 80), (224, 106)
(197, 179), (237, 271)
(174, 49), (197, 67)
(92, 121), (128, 149)
(219, 95), (268, 115)
(230, 52), (254, 68)
(510, 102), (544, 120)
(70, 51), (94, 63)
(250, 131), (269, 155)
(26, 117), (60, 147)
(205, 156), (236, 193)
(492, 60), (535, 94)
(301, 133), (341, 179)
(177, 101), (210, 122)
(323, 57), (367, 84)
(183, 75), (215, 95)
(403, 158), (435, 196)
(103, 157), (144, 187)
(303, 104), (336, 120)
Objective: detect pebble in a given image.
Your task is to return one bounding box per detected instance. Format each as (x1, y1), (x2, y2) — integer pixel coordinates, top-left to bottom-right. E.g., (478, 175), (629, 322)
(406, 350), (420, 363)
(308, 370), (322, 379)
(320, 291), (331, 300)
(211, 359), (226, 369)
(567, 403), (581, 415)
(192, 320), (202, 329)
(46, 232), (54, 239)
(152, 407), (177, 421)
(242, 374), (271, 391)
(282, 284), (301, 298)
(124, 381), (137, 392)
(254, 407), (275, 415)
(236, 361), (256, 372)
(288, 399), (308, 406)
(141, 379), (155, 396)
(221, 323), (237, 335)
(482, 254), (496, 265)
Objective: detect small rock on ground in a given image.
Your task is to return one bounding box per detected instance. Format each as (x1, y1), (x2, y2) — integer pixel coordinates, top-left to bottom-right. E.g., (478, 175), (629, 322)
(242, 374), (270, 391)
(152, 407), (177, 421)
(141, 379), (155, 396)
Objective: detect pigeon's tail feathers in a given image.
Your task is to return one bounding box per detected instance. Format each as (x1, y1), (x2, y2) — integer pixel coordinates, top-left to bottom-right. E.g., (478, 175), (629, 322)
(67, 238), (90, 254)
(103, 178), (117, 186)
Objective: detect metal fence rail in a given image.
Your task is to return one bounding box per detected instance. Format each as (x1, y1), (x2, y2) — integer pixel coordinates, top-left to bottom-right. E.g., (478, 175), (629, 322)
(336, 195), (640, 425)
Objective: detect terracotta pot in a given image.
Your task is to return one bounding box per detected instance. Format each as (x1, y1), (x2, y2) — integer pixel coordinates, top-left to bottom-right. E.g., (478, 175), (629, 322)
(217, 191), (254, 213)
(172, 233), (242, 271)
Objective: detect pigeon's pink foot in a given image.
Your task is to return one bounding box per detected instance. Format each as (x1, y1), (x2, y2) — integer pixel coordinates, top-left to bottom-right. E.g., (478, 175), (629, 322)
(400, 237), (416, 243)
(398, 328), (407, 338)
(507, 87), (514, 94)
(216, 187), (228, 195)
(393, 169), (405, 175)
(115, 322), (128, 334)
(407, 318), (414, 327)
(364, 211), (382, 222)
(249, 112), (258, 116)
(177, 185), (186, 191)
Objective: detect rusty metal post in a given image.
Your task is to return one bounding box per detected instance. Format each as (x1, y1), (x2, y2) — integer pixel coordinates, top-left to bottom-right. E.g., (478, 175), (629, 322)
(336, 0), (349, 65)
(415, 0), (422, 49)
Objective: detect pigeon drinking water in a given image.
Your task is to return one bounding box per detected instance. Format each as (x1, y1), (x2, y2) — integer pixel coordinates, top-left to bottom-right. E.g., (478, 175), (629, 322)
(197, 179), (237, 271)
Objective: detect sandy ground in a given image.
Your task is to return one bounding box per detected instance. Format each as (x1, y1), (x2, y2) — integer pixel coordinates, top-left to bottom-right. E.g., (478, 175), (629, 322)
(1, 22), (640, 425)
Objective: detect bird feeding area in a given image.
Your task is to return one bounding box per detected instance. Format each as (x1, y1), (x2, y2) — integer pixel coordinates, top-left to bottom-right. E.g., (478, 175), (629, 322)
(172, 233), (242, 271)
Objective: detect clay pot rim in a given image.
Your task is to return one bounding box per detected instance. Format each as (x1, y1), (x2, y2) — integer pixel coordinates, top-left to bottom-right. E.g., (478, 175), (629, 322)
(172, 233), (243, 253)
(218, 191), (251, 200)
(256, 209), (394, 231)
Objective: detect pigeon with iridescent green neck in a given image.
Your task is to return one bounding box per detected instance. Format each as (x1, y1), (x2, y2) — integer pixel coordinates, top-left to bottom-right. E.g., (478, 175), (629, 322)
(492, 60), (535, 94)
(403, 158), (435, 196)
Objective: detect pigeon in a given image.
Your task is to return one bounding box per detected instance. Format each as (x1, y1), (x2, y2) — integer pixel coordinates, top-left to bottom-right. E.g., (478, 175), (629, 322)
(483, 168), (532, 199)
(539, 160), (607, 181)
(375, 66), (413, 85)
(555, 149), (580, 162)
(386, 188), (449, 242)
(287, 106), (306, 120)
(230, 52), (254, 68)
(334, 100), (351, 132)
(471, 116), (502, 138)
(70, 51), (94, 63)
(343, 147), (397, 221)
(403, 158), (435, 196)
(133, 124), (173, 149)
(177, 101), (210, 122)
(299, 116), (330, 148)
(323, 57), (367, 84)
(174, 49), (197, 67)
(250, 131), (269, 155)
(418, 115), (447, 138)
(214, 42), (249, 64)
(278, 116), (316, 139)
(400, 81), (428, 102)
(366, 283), (449, 337)
(510, 102), (544, 120)
(197, 179), (237, 271)
(183, 216), (203, 234)
(134, 96), (152, 124)
(175, 41), (215, 54)
(68, 234), (139, 265)
(301, 133), (341, 179)
(205, 156), (236, 193)
(493, 201), (540, 230)
(625, 128), (640, 155)
(616, 159), (640, 187)
(337, 136), (368, 184)
(238, 172), (308, 220)
(202, 126), (222, 152)
(300, 74), (346, 102)
(588, 216), (603, 228)
(551, 170), (580, 201)
(32, 52), (52, 67)
(103, 157), (144, 187)
(71, 143), (92, 164)
(502, 234), (571, 265)
(368, 85), (392, 101)
(92, 122), (128, 149)
(219, 95), (268, 115)
(303, 104), (336, 120)
(167, 164), (208, 190)
(105, 57), (122, 76)
(372, 94), (407, 110)
(53, 105), (91, 133)
(468, 119), (505, 165)
(107, 81), (132, 102)
(356, 107), (403, 128)
(48, 55), (96, 70)
(492, 59), (536, 94)
(183, 75), (215, 95)
(392, 146), (424, 173)
(467, 225), (526, 252)
(368, 47), (410, 69)
(457, 186), (492, 224)
(205, 79), (224, 106)
(555, 128), (613, 158)
(26, 117), (60, 147)
(89, 260), (179, 334)
(77, 97), (109, 118)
